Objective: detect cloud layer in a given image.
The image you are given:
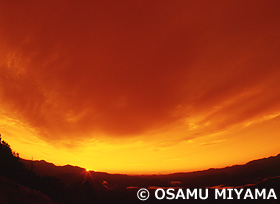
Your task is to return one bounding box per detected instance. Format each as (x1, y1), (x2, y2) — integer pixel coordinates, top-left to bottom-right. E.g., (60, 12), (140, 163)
(1, 0), (280, 143)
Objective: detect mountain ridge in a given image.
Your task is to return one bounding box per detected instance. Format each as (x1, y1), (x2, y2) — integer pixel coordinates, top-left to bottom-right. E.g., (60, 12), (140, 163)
(21, 153), (280, 176)
(20, 154), (280, 189)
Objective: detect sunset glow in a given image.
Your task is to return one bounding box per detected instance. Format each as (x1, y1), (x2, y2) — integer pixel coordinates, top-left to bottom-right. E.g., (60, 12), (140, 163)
(0, 0), (280, 174)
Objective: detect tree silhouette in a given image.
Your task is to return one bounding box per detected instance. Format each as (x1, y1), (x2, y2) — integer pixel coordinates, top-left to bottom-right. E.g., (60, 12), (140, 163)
(0, 134), (77, 203)
(0, 134), (25, 180)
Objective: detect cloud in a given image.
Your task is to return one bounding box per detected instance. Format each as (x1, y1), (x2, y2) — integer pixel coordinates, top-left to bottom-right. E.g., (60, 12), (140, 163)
(1, 0), (280, 143)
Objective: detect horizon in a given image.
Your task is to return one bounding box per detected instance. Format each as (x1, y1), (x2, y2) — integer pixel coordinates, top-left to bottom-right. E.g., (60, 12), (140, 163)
(1, 132), (279, 203)
(20, 153), (280, 175)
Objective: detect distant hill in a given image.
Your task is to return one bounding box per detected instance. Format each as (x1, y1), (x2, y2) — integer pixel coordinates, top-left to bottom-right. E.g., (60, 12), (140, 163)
(19, 154), (280, 204)
(1, 135), (279, 204)
(0, 136), (98, 204)
(20, 154), (280, 189)
(20, 159), (84, 176)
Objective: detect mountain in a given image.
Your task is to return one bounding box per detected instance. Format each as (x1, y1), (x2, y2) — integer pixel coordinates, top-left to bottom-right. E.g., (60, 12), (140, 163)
(1, 136), (279, 203)
(20, 159), (84, 176)
(21, 154), (280, 189)
(19, 154), (280, 204)
(20, 159), (85, 185)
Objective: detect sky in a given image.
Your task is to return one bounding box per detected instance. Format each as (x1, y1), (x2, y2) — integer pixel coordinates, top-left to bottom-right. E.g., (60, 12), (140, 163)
(0, 0), (280, 174)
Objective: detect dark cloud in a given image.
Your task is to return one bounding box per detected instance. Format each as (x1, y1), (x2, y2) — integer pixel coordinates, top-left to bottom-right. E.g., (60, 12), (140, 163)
(0, 0), (280, 142)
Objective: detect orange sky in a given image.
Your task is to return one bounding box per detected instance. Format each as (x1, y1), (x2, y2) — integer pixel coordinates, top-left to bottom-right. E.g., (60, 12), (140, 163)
(0, 0), (280, 174)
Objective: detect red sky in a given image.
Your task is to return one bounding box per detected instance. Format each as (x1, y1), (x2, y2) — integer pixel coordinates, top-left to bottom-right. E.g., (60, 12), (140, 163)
(0, 0), (280, 173)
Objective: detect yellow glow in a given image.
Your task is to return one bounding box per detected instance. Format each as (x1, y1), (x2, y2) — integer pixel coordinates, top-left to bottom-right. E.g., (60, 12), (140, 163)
(1, 113), (280, 174)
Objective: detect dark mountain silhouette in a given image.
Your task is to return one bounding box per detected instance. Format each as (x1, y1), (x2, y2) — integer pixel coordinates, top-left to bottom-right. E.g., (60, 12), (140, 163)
(20, 159), (85, 186)
(19, 154), (280, 204)
(20, 154), (280, 189)
(20, 159), (84, 176)
(1, 134), (279, 203)
(0, 135), (98, 204)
